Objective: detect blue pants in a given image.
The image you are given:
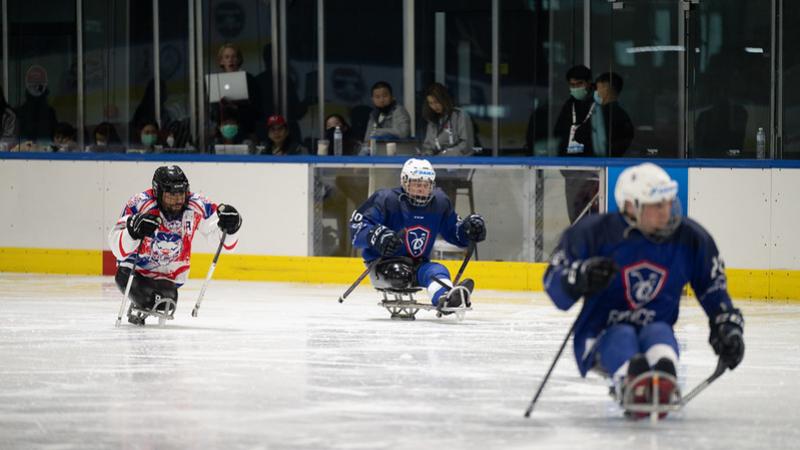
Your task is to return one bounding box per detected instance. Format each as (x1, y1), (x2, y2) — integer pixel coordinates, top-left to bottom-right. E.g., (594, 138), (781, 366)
(586, 322), (679, 377)
(416, 262), (451, 306)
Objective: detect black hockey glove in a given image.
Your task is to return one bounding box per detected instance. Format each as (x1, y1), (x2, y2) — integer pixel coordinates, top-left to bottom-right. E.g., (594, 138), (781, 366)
(461, 214), (486, 242)
(126, 213), (161, 240)
(709, 307), (745, 370)
(368, 225), (402, 257)
(217, 204), (242, 234)
(564, 256), (618, 298)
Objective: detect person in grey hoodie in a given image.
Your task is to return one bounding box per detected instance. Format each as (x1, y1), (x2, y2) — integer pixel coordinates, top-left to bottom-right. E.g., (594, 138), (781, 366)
(421, 82), (474, 156)
(363, 81), (411, 143)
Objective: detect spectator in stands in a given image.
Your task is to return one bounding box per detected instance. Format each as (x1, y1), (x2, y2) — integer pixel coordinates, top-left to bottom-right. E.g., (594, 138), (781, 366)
(261, 115), (307, 156)
(363, 81), (411, 143)
(324, 113), (360, 155)
(0, 85), (18, 150)
(88, 122), (123, 153)
(17, 80), (57, 144)
(164, 119), (193, 151)
(593, 72), (634, 157)
(553, 65), (596, 157)
(134, 119), (161, 152)
(52, 122), (80, 152)
(214, 43), (261, 138)
(553, 65), (599, 224)
(213, 107), (255, 154)
(421, 82), (474, 156)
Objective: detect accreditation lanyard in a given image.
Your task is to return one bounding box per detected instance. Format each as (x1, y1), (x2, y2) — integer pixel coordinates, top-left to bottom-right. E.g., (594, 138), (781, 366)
(434, 115), (454, 151)
(567, 102), (596, 147)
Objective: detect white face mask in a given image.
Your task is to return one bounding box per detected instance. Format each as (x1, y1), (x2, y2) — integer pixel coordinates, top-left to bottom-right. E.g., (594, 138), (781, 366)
(166, 136), (175, 147)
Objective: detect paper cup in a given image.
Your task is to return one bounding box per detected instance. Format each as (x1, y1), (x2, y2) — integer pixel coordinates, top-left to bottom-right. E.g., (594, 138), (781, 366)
(317, 139), (329, 156)
(386, 142), (397, 156)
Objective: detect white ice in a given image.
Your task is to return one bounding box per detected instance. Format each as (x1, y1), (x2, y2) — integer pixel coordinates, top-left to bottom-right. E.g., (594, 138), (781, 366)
(0, 273), (798, 450)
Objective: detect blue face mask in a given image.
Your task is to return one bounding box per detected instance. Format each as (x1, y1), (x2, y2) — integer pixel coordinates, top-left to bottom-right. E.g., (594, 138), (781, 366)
(141, 133), (157, 146)
(593, 90), (603, 104)
(221, 124), (239, 140)
(570, 86), (589, 101)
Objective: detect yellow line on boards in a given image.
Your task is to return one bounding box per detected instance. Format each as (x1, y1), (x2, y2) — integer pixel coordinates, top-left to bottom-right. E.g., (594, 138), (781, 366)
(1, 247), (798, 301)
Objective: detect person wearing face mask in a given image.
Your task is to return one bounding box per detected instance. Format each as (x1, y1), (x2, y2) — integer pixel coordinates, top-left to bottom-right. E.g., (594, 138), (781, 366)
(553, 65), (596, 158)
(88, 122), (123, 153)
(591, 72), (634, 157)
(363, 81), (411, 144)
(213, 108), (255, 154)
(134, 120), (161, 152)
(553, 65), (601, 224)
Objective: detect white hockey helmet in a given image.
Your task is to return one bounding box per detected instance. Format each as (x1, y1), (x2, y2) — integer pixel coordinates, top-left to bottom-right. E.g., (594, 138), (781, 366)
(401, 158), (436, 207)
(614, 162), (681, 239)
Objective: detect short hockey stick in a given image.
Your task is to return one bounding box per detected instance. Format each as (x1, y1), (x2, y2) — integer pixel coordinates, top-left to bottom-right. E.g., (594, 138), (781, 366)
(452, 242), (476, 286)
(191, 232), (227, 317)
(115, 241), (144, 327)
(338, 257), (381, 303)
(680, 357), (727, 407)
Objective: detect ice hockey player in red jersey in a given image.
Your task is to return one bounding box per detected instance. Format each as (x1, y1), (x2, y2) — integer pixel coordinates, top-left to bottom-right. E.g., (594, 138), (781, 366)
(108, 165), (242, 325)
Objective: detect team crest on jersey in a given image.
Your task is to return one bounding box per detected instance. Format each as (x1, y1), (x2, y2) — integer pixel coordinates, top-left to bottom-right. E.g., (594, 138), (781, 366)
(150, 232), (183, 266)
(405, 226), (431, 258)
(622, 261), (668, 308)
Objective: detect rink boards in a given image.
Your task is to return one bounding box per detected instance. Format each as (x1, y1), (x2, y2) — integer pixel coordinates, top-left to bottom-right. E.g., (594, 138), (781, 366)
(0, 157), (798, 300)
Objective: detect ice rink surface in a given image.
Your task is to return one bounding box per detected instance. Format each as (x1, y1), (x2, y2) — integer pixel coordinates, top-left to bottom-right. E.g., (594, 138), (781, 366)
(1, 273), (798, 450)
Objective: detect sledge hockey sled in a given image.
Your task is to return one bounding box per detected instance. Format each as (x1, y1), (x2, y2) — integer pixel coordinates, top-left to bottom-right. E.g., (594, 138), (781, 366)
(376, 286), (471, 321)
(129, 295), (177, 327)
(618, 369), (682, 420)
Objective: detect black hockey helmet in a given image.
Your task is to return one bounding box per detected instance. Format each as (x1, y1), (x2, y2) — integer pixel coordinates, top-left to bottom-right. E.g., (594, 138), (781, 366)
(371, 259), (415, 290)
(152, 165), (189, 216)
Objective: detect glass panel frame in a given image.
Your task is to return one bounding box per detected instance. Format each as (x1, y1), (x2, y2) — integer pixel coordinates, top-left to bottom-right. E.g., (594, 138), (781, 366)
(686, 0), (773, 159)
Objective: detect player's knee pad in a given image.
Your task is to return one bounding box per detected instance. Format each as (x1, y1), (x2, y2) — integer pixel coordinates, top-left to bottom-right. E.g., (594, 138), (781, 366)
(370, 258), (415, 289)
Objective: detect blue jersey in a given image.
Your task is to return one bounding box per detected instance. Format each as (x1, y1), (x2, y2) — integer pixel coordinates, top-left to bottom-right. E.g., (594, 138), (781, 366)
(544, 213), (733, 376)
(350, 187), (469, 261)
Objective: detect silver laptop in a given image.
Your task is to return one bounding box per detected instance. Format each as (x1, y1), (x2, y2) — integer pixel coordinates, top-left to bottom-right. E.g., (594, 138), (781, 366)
(205, 72), (249, 103)
(214, 144), (251, 155)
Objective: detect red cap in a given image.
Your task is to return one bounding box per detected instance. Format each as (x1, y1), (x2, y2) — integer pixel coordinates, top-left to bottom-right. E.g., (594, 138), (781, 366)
(266, 115), (287, 128)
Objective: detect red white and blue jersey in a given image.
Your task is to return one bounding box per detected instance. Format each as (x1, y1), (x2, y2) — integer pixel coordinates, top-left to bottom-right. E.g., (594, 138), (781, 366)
(108, 189), (239, 285)
(349, 187), (470, 262)
(543, 213), (734, 376)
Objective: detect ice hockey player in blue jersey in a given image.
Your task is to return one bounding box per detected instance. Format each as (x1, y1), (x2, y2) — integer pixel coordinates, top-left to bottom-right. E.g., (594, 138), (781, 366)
(349, 158), (486, 312)
(543, 162), (744, 416)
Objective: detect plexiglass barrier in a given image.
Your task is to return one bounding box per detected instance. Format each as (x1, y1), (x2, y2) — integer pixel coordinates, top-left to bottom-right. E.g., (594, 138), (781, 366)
(310, 163), (604, 262)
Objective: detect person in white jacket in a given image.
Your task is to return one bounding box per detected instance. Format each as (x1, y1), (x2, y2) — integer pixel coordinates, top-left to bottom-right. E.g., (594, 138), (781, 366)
(108, 165), (242, 325)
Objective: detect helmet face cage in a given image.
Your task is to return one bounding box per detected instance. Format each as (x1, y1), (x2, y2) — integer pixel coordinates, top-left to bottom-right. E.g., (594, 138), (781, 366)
(152, 166), (189, 215)
(400, 159), (436, 207)
(632, 196), (683, 243)
(615, 163), (682, 241)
